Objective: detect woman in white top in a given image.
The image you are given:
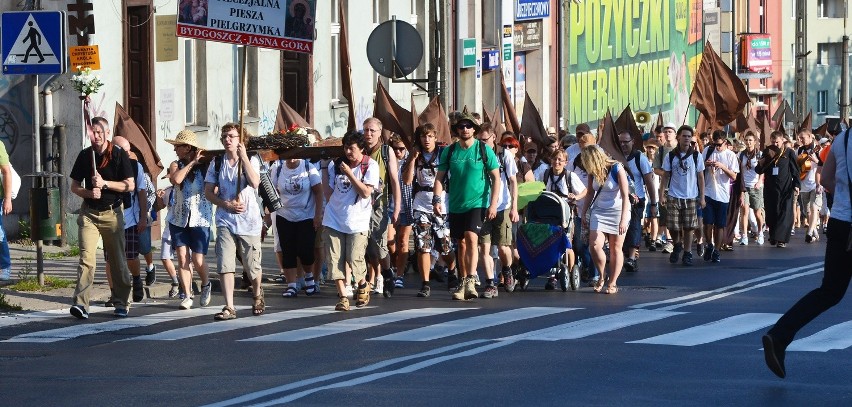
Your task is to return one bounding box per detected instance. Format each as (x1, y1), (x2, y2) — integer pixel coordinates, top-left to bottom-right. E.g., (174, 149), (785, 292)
(270, 157), (323, 298)
(579, 145), (631, 294)
(543, 149), (586, 288)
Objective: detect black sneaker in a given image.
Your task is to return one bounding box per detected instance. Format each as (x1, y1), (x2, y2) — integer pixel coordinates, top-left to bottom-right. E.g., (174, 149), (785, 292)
(132, 276), (144, 302)
(703, 244), (714, 262)
(417, 285), (431, 298)
(696, 243), (706, 258)
(544, 276), (557, 290)
(70, 305), (89, 320)
(682, 251), (694, 266)
(669, 243), (683, 264)
(502, 271), (517, 292)
(382, 269), (394, 298)
(624, 258), (638, 272)
(711, 250), (721, 263)
(113, 308), (129, 318)
(145, 266), (156, 286)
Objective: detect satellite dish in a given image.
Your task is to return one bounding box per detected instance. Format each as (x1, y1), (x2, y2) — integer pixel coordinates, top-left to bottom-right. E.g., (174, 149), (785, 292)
(366, 18), (423, 79)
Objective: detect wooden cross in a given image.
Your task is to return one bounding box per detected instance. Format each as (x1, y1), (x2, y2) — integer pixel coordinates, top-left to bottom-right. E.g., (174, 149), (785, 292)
(67, 0), (95, 46)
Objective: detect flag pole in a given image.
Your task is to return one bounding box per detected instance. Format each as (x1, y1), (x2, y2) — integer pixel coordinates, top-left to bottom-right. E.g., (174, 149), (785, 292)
(236, 45), (248, 201)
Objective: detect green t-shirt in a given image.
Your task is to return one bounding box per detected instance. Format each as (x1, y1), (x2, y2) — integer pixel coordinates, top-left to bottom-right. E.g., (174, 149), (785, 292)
(0, 142), (9, 197)
(438, 139), (499, 213)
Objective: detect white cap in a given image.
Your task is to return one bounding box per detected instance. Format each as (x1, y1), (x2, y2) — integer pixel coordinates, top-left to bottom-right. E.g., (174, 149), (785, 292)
(819, 137), (830, 145)
(663, 122), (677, 131)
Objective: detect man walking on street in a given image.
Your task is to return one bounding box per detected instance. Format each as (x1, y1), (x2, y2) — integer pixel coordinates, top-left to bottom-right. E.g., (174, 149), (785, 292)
(69, 118), (136, 319)
(660, 125), (706, 266)
(701, 131), (739, 263)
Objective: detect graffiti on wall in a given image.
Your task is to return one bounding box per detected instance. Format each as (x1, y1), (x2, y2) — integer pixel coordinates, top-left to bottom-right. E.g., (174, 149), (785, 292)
(258, 108), (276, 135)
(0, 75), (31, 156)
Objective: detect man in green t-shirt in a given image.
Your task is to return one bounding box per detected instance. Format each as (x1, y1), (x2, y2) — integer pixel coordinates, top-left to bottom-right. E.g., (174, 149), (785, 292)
(432, 111), (501, 300)
(0, 141), (12, 280)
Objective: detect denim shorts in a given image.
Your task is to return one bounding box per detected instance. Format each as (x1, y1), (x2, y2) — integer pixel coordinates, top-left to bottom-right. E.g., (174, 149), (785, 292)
(169, 224), (211, 255)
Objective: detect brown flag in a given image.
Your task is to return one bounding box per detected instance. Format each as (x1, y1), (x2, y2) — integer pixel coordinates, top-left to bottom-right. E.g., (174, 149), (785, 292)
(732, 111), (749, 133)
(339, 1), (356, 131)
(598, 109), (626, 165)
(814, 121), (828, 137)
(113, 103), (164, 178)
(274, 99), (310, 131)
(373, 81), (414, 148)
(614, 105), (644, 153)
(500, 71), (521, 134)
(798, 110), (812, 134)
(417, 96), (452, 145)
(761, 115), (773, 149)
(689, 42), (751, 128)
(481, 103), (492, 123)
(520, 91), (549, 147)
(772, 99), (795, 125)
(656, 109), (664, 129)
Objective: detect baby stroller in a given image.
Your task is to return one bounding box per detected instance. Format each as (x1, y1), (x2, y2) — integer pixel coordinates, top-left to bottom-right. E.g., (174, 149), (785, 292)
(516, 191), (581, 291)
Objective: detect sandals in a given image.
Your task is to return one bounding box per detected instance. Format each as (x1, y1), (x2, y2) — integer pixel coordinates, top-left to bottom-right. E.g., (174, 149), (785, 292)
(604, 285), (618, 294)
(335, 296), (350, 311)
(253, 290), (265, 316)
(282, 286), (298, 298)
(776, 242), (787, 248)
(593, 279), (606, 293)
(305, 284), (319, 296)
(214, 306), (237, 321)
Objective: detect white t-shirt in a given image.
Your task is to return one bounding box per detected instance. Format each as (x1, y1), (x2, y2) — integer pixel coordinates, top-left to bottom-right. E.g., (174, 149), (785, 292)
(624, 152), (654, 200)
(543, 169), (586, 199)
(662, 148), (706, 199)
(204, 155), (263, 236)
(702, 146), (739, 202)
(591, 164), (625, 210)
(123, 161), (146, 229)
(565, 144), (582, 167)
(739, 149), (763, 188)
(323, 158), (380, 234)
(270, 159), (321, 222)
(497, 149), (518, 211)
(411, 151), (447, 214)
(797, 144), (821, 192)
(531, 161), (550, 182)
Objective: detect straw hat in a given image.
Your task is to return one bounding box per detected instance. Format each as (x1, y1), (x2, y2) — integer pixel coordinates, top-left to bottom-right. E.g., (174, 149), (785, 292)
(165, 130), (203, 149)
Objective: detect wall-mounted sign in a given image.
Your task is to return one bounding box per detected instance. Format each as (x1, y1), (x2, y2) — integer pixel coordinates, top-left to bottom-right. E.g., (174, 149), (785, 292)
(459, 38), (476, 68)
(515, 0), (549, 21)
(514, 20), (541, 52)
(483, 49), (500, 70)
(69, 45), (100, 70)
(156, 15), (179, 62)
(741, 33), (771, 71)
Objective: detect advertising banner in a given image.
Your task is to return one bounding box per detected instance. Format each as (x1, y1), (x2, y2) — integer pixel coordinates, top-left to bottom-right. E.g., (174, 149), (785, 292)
(565, 0), (704, 128)
(176, 0), (316, 53)
(742, 34), (771, 70)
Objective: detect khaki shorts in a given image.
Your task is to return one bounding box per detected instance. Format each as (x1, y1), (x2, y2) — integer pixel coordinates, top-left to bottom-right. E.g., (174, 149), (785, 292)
(323, 227), (369, 282)
(800, 189), (823, 209)
(480, 209), (513, 246)
(744, 186), (764, 210)
(366, 202), (389, 262)
(665, 196), (698, 232)
(215, 227), (262, 280)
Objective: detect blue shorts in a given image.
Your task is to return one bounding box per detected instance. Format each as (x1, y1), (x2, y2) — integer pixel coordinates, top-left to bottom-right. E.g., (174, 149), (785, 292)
(168, 224), (211, 255)
(702, 198), (729, 227)
(138, 226), (152, 256)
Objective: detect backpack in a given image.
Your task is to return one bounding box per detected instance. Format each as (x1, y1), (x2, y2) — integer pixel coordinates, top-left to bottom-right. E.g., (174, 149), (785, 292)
(445, 140), (492, 191)
(623, 152), (643, 204)
(412, 146), (446, 195)
(543, 168), (572, 198)
(666, 148), (700, 189)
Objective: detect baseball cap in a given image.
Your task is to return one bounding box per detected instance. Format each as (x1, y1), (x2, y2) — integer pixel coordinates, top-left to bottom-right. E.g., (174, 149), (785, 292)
(819, 137), (830, 145)
(663, 122), (677, 131)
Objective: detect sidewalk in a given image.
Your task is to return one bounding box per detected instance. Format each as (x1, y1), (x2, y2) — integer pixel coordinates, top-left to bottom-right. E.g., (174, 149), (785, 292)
(0, 240), (289, 312)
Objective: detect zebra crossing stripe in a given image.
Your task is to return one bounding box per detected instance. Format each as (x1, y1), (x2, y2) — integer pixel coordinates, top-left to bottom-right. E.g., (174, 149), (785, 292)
(0, 305), (120, 329)
(128, 306), (341, 341)
(369, 307), (577, 342)
(3, 306), (247, 343)
(787, 320), (852, 352)
(504, 309), (684, 341)
(628, 313), (781, 346)
(241, 307), (471, 342)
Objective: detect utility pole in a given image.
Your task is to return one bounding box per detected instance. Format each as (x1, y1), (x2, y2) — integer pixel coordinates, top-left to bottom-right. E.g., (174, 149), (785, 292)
(841, 0), (849, 123)
(794, 0), (807, 128)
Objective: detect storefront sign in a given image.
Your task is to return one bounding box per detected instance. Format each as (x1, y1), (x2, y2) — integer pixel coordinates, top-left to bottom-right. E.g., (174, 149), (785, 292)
(69, 45), (100, 70)
(514, 20), (542, 51)
(459, 38), (476, 68)
(175, 0), (316, 54)
(515, 0), (549, 21)
(741, 34), (771, 70)
(483, 49), (500, 70)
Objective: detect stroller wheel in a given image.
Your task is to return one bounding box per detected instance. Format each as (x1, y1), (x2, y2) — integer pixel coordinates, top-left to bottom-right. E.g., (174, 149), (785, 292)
(558, 264), (569, 292)
(569, 263), (581, 291)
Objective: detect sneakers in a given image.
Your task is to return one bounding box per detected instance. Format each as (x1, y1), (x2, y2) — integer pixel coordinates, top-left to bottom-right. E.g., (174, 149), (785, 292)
(70, 305), (89, 320)
(417, 285), (431, 298)
(703, 244), (714, 262)
(179, 296), (193, 310)
(756, 234), (765, 245)
(662, 241), (674, 254)
(0, 267), (11, 281)
(145, 266), (156, 286)
(482, 284), (498, 299)
(669, 243), (683, 263)
(682, 251), (694, 266)
(345, 285), (354, 300)
(464, 276), (479, 299)
(711, 250), (721, 263)
(373, 278), (384, 295)
(452, 281), (466, 300)
(502, 271), (516, 292)
(394, 277), (404, 289)
(335, 296), (350, 311)
(447, 272), (460, 292)
(132, 276), (144, 302)
(103, 298), (116, 308)
(113, 308), (129, 318)
(472, 274), (481, 287)
(739, 236), (748, 246)
(696, 243), (706, 258)
(168, 283), (180, 298)
(624, 258), (637, 272)
(200, 282), (212, 307)
(544, 276), (557, 290)
(356, 284), (371, 307)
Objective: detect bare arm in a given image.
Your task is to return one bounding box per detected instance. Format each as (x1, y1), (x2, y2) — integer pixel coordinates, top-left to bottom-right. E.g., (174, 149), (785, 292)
(387, 151), (401, 222)
(1, 164), (11, 215)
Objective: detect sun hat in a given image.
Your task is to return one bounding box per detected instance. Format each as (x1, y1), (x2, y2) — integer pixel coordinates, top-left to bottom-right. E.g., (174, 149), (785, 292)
(164, 130), (203, 149)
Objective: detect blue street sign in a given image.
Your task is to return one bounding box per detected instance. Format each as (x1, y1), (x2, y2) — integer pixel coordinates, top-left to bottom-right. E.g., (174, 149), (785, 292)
(2, 11), (66, 75)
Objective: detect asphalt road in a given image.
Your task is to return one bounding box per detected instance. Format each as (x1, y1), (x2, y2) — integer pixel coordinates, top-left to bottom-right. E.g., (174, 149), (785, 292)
(1, 236), (849, 406)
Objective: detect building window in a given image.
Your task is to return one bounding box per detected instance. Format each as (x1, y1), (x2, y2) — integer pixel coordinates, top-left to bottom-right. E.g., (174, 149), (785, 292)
(331, 24), (342, 103)
(331, 0), (338, 23)
(817, 90), (828, 114)
(817, 42), (842, 65)
(817, 0), (844, 18)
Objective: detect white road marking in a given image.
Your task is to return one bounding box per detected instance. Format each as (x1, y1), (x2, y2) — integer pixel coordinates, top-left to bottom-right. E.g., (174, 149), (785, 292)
(629, 313), (781, 346)
(787, 320), (852, 352)
(369, 307), (576, 342)
(505, 309), (684, 341)
(0, 304), (153, 329)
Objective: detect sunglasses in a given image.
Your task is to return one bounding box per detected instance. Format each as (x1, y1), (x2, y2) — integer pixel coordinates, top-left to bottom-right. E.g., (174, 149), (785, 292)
(456, 123), (474, 129)
(501, 144), (516, 149)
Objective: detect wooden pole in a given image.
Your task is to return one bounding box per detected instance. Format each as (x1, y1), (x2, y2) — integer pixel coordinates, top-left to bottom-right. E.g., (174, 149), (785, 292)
(236, 46), (249, 201)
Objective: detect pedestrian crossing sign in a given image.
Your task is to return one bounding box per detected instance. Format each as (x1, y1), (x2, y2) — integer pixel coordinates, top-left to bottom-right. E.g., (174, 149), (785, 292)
(1, 11), (66, 75)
